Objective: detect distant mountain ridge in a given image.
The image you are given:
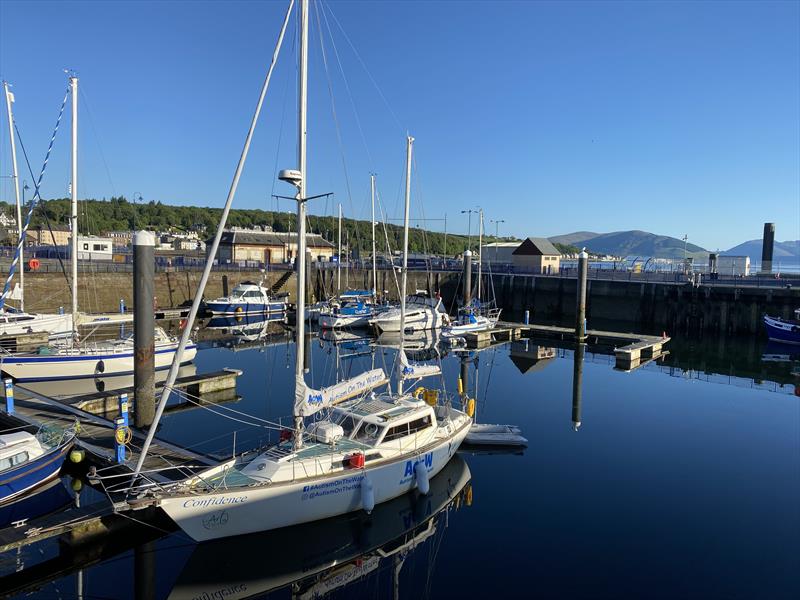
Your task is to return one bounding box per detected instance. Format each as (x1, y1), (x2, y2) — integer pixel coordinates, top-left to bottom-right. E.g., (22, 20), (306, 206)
(722, 239), (800, 261)
(549, 230), (707, 259)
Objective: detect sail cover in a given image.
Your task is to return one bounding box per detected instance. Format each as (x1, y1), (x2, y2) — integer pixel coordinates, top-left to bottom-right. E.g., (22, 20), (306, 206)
(397, 348), (441, 381)
(294, 368), (388, 417)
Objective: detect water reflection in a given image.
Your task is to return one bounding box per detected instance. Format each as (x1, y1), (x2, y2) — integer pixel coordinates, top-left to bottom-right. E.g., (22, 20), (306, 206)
(508, 340), (555, 374)
(572, 343), (585, 432)
(168, 455), (472, 600)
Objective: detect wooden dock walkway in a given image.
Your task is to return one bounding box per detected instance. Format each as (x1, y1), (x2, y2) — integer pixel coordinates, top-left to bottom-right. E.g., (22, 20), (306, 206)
(463, 321), (669, 371)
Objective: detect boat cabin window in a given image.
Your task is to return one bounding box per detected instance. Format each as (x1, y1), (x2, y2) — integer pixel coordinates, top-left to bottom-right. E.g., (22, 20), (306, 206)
(0, 451), (29, 470)
(336, 415), (360, 437)
(243, 290), (263, 299)
(382, 415), (432, 442)
(352, 421), (384, 445)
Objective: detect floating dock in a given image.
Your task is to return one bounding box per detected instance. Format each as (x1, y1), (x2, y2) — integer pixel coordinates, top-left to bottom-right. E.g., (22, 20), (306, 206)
(465, 321), (669, 371)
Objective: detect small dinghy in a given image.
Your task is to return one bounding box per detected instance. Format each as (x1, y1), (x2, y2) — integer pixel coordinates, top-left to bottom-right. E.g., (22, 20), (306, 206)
(465, 423), (527, 446)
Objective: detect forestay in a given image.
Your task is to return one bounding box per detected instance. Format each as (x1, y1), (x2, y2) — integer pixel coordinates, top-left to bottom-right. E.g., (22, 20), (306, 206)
(397, 348), (441, 381)
(294, 368), (388, 417)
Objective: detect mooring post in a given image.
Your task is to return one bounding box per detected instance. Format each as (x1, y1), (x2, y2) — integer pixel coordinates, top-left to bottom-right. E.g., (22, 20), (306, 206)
(572, 342), (585, 431)
(222, 274), (229, 298)
(524, 309), (530, 325)
(134, 230), (156, 428)
(463, 249), (472, 306)
(576, 249), (588, 341)
(3, 378), (13, 414)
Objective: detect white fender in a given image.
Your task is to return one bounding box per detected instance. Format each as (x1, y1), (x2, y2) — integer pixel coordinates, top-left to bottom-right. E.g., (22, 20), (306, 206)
(414, 460), (430, 495)
(361, 474), (375, 514)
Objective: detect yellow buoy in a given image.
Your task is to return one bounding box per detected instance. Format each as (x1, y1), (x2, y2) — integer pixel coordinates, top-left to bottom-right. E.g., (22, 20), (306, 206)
(466, 398), (475, 417)
(71, 478), (83, 492)
(457, 377), (464, 396)
(69, 449), (85, 464)
(465, 484), (473, 506)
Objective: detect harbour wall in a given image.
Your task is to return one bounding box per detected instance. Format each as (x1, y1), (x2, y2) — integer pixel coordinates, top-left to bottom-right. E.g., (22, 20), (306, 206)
(14, 267), (800, 336)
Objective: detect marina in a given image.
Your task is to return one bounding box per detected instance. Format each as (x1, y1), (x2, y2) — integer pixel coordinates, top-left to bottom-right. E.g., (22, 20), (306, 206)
(0, 0), (798, 598)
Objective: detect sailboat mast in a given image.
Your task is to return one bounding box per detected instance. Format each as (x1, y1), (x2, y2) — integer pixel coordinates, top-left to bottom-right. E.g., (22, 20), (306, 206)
(70, 75), (79, 333)
(371, 174), (377, 297)
(294, 0), (309, 448)
(477, 208), (483, 302)
(131, 0), (295, 481)
(3, 82), (22, 311)
(398, 135), (413, 396)
(336, 203), (342, 292)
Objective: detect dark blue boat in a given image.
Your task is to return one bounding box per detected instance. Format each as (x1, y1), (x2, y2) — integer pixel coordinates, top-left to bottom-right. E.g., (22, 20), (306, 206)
(763, 309), (800, 345)
(0, 426), (76, 505)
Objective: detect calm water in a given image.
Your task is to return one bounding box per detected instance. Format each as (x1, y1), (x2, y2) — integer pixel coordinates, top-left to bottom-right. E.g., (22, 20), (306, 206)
(3, 324), (799, 599)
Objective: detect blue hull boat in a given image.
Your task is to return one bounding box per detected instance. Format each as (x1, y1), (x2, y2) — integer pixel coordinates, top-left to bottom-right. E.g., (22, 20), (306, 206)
(207, 300), (287, 315)
(0, 431), (75, 505)
(763, 311), (800, 345)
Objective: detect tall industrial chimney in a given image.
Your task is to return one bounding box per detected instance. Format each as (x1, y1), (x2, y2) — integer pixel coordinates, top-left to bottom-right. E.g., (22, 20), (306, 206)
(761, 223), (775, 273)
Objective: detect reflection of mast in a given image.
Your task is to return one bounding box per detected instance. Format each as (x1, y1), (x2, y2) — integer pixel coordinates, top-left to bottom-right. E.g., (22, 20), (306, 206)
(572, 343), (585, 431)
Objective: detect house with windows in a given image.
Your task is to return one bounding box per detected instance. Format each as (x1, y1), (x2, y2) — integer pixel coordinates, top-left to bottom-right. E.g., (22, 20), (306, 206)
(77, 236), (114, 261)
(511, 237), (562, 274)
(209, 227), (335, 266)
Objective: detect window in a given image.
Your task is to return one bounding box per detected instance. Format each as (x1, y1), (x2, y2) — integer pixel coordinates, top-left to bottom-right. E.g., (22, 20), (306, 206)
(0, 451), (29, 470)
(93, 244), (104, 251)
(383, 415), (432, 442)
(337, 415), (359, 437)
(353, 421), (383, 445)
(83, 243), (89, 250)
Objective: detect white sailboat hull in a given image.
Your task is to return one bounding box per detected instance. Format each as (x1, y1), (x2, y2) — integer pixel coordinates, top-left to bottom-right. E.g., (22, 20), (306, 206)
(370, 308), (447, 333)
(319, 313), (372, 329)
(159, 422), (470, 542)
(0, 343), (197, 382)
(0, 313), (74, 339)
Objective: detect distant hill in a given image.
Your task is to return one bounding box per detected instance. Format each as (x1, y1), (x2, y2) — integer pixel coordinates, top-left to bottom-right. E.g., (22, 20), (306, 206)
(549, 230), (707, 259)
(722, 239), (800, 261)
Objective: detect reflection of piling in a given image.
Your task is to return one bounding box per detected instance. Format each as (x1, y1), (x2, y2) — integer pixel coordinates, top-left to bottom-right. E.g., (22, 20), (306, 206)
(572, 343), (585, 431)
(134, 231), (156, 428)
(575, 249), (588, 341)
(222, 274), (229, 297)
(134, 540), (156, 600)
(761, 222), (775, 273)
(463, 250), (472, 305)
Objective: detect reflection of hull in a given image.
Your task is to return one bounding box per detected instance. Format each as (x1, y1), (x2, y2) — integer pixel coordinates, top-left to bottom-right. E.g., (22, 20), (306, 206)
(0, 477), (72, 528)
(159, 422), (470, 542)
(763, 315), (800, 345)
(168, 455), (471, 600)
(19, 364), (197, 398)
(1, 343), (197, 382)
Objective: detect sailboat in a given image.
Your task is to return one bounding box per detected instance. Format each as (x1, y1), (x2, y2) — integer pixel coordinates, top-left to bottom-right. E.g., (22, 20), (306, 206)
(123, 2), (470, 543)
(319, 183), (386, 329)
(0, 77), (195, 381)
(444, 211), (501, 335)
(1, 81), (73, 339)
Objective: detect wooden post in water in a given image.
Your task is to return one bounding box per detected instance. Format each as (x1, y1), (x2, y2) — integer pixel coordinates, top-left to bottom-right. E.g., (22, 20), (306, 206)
(576, 249), (588, 341)
(134, 231), (156, 428)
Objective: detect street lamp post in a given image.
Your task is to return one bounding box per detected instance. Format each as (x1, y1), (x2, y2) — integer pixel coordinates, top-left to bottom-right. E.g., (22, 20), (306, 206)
(461, 209), (477, 252)
(490, 218), (505, 263)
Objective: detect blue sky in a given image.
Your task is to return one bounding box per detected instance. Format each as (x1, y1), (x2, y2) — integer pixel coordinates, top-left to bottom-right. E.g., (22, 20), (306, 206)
(0, 0), (797, 251)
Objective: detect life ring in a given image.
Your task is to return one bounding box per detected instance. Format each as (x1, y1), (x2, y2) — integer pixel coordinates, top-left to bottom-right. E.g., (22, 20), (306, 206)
(28, 258), (40, 270)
